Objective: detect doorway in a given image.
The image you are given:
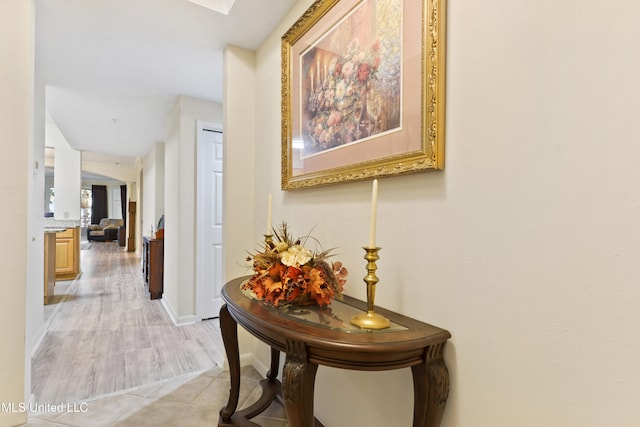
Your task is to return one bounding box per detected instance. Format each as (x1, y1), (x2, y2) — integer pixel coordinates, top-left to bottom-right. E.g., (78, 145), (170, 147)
(196, 121), (224, 321)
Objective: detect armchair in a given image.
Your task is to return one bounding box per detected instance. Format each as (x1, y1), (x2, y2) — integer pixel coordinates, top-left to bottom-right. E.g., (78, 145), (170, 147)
(87, 218), (124, 242)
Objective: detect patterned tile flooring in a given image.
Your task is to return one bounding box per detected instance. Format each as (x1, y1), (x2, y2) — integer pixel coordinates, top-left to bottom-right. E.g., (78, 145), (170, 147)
(24, 241), (287, 426)
(22, 366), (287, 427)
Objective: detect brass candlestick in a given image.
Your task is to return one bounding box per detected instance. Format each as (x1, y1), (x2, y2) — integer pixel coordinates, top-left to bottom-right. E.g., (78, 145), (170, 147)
(350, 247), (390, 329)
(264, 234), (273, 250)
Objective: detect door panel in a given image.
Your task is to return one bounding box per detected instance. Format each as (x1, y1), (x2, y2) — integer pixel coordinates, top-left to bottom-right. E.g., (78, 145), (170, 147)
(197, 123), (224, 320)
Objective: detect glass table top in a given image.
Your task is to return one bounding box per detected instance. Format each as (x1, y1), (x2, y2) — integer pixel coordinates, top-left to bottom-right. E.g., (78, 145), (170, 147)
(241, 287), (408, 334)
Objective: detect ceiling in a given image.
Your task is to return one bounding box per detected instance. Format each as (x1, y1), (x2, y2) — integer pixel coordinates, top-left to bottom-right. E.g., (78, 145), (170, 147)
(36, 0), (297, 166)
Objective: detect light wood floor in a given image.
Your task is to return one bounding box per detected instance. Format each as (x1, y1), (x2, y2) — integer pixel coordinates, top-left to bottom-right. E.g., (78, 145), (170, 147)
(32, 241), (225, 404)
(25, 241), (288, 426)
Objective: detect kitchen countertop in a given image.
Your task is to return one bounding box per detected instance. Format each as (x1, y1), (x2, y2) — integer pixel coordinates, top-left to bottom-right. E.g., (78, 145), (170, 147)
(44, 219), (80, 234)
(44, 228), (67, 233)
(44, 219), (81, 228)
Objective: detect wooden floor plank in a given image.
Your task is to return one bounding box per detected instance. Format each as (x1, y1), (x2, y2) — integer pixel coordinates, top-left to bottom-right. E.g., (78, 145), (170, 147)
(31, 241), (223, 404)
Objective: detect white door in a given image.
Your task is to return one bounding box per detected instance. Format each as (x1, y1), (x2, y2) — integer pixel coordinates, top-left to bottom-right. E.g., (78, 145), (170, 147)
(196, 121), (224, 320)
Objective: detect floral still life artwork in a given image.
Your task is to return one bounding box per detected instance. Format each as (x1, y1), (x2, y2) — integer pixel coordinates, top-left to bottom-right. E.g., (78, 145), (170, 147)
(301, 0), (402, 157)
(243, 223), (348, 307)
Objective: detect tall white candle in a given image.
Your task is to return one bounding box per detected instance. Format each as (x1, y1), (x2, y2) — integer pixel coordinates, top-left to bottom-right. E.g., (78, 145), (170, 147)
(267, 193), (273, 235)
(369, 179), (378, 248)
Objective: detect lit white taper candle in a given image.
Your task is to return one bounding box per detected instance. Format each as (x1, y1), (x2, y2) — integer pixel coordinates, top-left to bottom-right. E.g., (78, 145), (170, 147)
(369, 179), (378, 248)
(267, 193), (273, 235)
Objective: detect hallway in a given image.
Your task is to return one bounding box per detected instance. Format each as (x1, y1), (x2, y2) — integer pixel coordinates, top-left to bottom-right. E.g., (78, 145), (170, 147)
(25, 242), (287, 426)
(33, 241), (224, 404)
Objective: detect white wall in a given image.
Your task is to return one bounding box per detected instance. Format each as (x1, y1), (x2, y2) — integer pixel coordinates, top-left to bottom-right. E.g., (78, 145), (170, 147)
(222, 45), (258, 357)
(46, 122), (81, 220)
(224, 0), (640, 425)
(82, 160), (138, 184)
(222, 47), (257, 281)
(0, 1), (33, 426)
(135, 168), (143, 254)
(25, 12), (46, 407)
(141, 142), (165, 236)
(163, 95), (222, 322)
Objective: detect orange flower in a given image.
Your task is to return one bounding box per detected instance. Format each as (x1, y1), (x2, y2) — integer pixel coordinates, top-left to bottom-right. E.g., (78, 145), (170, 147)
(307, 268), (325, 294)
(268, 263), (284, 280)
(265, 288), (283, 305)
(283, 265), (302, 283)
(265, 279), (283, 293)
(251, 278), (266, 299)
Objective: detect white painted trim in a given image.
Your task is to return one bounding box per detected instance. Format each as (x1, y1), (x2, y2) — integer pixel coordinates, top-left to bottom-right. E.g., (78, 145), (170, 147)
(176, 314), (197, 326)
(31, 279), (81, 356)
(251, 354), (269, 373)
(30, 324), (47, 358)
(160, 298), (196, 326)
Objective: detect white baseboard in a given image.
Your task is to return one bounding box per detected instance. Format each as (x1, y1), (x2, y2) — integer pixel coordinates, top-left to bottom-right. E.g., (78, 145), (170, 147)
(250, 354), (269, 375)
(161, 298), (196, 326)
(30, 324), (47, 357)
(222, 352), (255, 371)
(31, 280), (80, 356)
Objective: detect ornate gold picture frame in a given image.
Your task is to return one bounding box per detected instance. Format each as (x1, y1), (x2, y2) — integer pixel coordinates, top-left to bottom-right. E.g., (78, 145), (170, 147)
(281, 0), (446, 190)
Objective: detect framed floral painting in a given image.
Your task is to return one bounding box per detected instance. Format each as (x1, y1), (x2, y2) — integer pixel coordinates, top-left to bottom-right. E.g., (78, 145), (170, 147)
(281, 0), (446, 190)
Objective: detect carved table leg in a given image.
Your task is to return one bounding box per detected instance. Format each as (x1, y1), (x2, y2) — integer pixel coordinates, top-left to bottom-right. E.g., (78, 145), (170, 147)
(282, 340), (318, 427)
(267, 347), (280, 382)
(411, 343), (449, 427)
(219, 304), (240, 422)
(237, 348), (282, 420)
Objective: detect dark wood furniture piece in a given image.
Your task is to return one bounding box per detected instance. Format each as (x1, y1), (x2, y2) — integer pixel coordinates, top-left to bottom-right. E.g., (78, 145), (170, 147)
(127, 201), (136, 252)
(219, 276), (451, 427)
(118, 225), (126, 247)
(142, 235), (164, 300)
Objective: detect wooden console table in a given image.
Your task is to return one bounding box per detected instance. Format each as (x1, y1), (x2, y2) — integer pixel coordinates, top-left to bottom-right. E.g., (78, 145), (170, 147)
(142, 235), (163, 299)
(218, 276), (451, 427)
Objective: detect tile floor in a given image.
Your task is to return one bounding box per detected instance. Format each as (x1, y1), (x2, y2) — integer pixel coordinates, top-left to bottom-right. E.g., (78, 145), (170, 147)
(23, 240), (287, 426)
(22, 366), (288, 426)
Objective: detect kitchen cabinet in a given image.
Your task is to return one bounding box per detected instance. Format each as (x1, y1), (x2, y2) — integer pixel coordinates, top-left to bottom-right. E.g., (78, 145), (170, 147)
(56, 227), (80, 281)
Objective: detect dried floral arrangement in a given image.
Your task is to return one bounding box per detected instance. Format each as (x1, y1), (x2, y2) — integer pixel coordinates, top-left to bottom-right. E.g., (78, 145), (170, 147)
(243, 223), (348, 307)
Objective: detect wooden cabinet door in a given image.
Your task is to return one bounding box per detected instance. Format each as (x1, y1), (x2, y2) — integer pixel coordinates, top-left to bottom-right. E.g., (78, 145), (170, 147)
(55, 238), (74, 274)
(44, 233), (56, 304)
(55, 227), (80, 280)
